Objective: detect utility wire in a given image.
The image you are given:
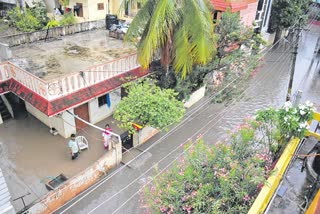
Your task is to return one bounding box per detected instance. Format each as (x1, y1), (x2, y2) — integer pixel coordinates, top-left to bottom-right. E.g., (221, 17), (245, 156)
(60, 40), (294, 214)
(57, 8), (319, 213)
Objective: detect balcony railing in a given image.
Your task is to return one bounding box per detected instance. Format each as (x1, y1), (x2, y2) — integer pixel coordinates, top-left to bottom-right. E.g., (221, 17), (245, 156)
(0, 53), (140, 101)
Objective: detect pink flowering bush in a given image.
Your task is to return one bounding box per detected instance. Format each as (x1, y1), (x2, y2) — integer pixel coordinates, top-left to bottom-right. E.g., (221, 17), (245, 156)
(142, 102), (314, 213)
(143, 123), (272, 213)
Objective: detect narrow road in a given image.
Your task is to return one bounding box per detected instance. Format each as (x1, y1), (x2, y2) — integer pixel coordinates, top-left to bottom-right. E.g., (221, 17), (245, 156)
(55, 24), (320, 214)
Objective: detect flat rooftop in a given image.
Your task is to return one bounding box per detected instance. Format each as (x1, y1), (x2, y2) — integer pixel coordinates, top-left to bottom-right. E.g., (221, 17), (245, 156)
(10, 29), (135, 80)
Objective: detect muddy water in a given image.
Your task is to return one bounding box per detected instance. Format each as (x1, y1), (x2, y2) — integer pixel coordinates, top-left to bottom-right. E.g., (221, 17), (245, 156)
(0, 112), (123, 212)
(204, 24), (320, 143)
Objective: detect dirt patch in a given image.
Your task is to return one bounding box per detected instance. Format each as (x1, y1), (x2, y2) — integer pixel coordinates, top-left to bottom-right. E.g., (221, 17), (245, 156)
(45, 55), (61, 74)
(64, 45), (90, 57)
(104, 48), (136, 58)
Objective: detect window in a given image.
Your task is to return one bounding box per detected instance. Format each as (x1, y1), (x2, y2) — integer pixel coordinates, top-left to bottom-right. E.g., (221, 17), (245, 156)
(97, 3), (104, 10)
(98, 94), (111, 107)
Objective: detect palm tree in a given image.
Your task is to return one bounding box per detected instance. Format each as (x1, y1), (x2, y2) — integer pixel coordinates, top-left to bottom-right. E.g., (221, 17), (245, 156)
(124, 0), (216, 78)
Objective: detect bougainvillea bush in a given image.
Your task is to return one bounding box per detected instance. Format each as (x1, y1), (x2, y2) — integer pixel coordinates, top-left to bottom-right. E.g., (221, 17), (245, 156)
(142, 101), (314, 213)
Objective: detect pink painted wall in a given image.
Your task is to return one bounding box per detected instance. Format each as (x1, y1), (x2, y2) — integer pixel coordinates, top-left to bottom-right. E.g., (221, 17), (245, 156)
(240, 2), (258, 26)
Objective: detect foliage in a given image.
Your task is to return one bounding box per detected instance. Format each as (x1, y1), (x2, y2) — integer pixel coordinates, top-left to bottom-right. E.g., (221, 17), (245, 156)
(58, 0), (70, 6)
(30, 1), (49, 27)
(59, 12), (76, 26)
(46, 19), (59, 28)
(143, 101), (315, 213)
(268, 0), (310, 44)
(215, 10), (264, 61)
(269, 0), (310, 32)
(255, 101), (314, 157)
(143, 131), (272, 213)
(125, 0), (216, 78)
(152, 64), (209, 101)
(113, 79), (185, 133)
(6, 7), (41, 32)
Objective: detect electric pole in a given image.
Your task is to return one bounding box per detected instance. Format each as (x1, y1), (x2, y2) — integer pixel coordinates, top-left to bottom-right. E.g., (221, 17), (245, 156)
(286, 28), (300, 101)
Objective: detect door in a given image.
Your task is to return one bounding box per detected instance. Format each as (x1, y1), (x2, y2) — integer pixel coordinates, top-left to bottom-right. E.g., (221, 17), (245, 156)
(76, 3), (83, 17)
(74, 103), (89, 131)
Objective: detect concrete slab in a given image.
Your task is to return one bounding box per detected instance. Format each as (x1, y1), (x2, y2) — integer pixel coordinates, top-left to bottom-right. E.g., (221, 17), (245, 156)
(10, 29), (135, 80)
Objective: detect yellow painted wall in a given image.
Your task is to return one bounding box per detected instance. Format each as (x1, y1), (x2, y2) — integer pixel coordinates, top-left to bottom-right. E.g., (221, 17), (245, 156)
(87, 0), (108, 21)
(68, 0), (89, 20)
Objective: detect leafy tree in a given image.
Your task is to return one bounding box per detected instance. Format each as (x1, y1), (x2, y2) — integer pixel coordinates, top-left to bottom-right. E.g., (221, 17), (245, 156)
(58, 0), (70, 7)
(215, 10), (265, 63)
(113, 79), (185, 133)
(30, 1), (49, 27)
(269, 0), (310, 45)
(6, 3), (49, 32)
(125, 0), (216, 78)
(6, 7), (41, 32)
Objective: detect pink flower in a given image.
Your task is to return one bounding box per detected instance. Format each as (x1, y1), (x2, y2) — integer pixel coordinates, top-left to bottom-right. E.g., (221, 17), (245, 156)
(182, 205), (192, 213)
(160, 206), (167, 212)
(191, 190), (197, 197)
(243, 195), (250, 201)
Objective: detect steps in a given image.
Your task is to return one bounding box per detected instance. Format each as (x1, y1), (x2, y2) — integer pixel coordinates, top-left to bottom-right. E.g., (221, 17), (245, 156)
(0, 97), (11, 121)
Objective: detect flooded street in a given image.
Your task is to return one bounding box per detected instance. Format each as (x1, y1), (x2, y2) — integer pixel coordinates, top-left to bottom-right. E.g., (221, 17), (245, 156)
(56, 24), (320, 214)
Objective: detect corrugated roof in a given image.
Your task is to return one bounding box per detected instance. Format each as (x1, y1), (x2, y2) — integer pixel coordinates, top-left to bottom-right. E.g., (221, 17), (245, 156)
(0, 168), (12, 213)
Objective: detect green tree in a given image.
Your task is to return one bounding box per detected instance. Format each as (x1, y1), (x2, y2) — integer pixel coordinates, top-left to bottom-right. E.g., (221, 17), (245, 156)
(113, 80), (185, 133)
(7, 7), (40, 32)
(125, 0), (216, 78)
(269, 0), (310, 45)
(215, 10), (265, 63)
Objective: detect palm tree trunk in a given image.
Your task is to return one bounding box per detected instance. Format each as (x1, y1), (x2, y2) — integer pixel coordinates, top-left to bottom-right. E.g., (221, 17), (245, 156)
(160, 33), (172, 76)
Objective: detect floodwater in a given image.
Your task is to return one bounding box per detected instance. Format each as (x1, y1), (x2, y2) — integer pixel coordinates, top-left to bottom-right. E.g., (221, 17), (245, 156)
(0, 110), (125, 212)
(55, 24), (320, 214)
(10, 29), (135, 80)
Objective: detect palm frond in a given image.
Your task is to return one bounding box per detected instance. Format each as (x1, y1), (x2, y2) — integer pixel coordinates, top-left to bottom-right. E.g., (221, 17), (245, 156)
(137, 0), (179, 69)
(173, 25), (193, 79)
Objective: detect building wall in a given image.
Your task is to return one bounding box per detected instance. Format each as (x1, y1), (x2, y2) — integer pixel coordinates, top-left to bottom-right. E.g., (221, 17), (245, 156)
(239, 2), (258, 26)
(25, 103), (76, 138)
(87, 0), (107, 21)
(43, 0), (59, 13)
(68, 0), (89, 20)
(88, 88), (121, 124)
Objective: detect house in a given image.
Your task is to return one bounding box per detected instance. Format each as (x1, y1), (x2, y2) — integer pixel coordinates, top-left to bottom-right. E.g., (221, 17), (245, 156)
(210, 0), (259, 26)
(210, 0), (274, 41)
(51, 0), (140, 22)
(0, 0), (15, 17)
(0, 29), (147, 138)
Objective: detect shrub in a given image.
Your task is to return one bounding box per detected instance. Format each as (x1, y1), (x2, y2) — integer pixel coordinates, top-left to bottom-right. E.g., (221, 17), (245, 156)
(59, 12), (76, 26)
(142, 101), (315, 213)
(6, 3), (49, 32)
(114, 79), (185, 133)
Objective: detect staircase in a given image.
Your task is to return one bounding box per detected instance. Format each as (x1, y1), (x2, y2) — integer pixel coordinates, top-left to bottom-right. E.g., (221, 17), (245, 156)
(0, 97), (11, 121)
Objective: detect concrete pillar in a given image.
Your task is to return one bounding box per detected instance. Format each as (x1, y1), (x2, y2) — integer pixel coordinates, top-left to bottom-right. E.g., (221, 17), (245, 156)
(0, 43), (12, 60)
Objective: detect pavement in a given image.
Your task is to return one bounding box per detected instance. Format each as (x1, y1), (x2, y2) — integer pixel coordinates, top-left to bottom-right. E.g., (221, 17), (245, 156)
(52, 23), (320, 214)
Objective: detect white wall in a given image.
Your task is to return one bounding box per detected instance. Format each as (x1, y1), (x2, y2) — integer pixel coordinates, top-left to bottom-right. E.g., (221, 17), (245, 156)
(88, 88), (121, 124)
(68, 0), (89, 20)
(88, 0), (108, 21)
(25, 103), (76, 138)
